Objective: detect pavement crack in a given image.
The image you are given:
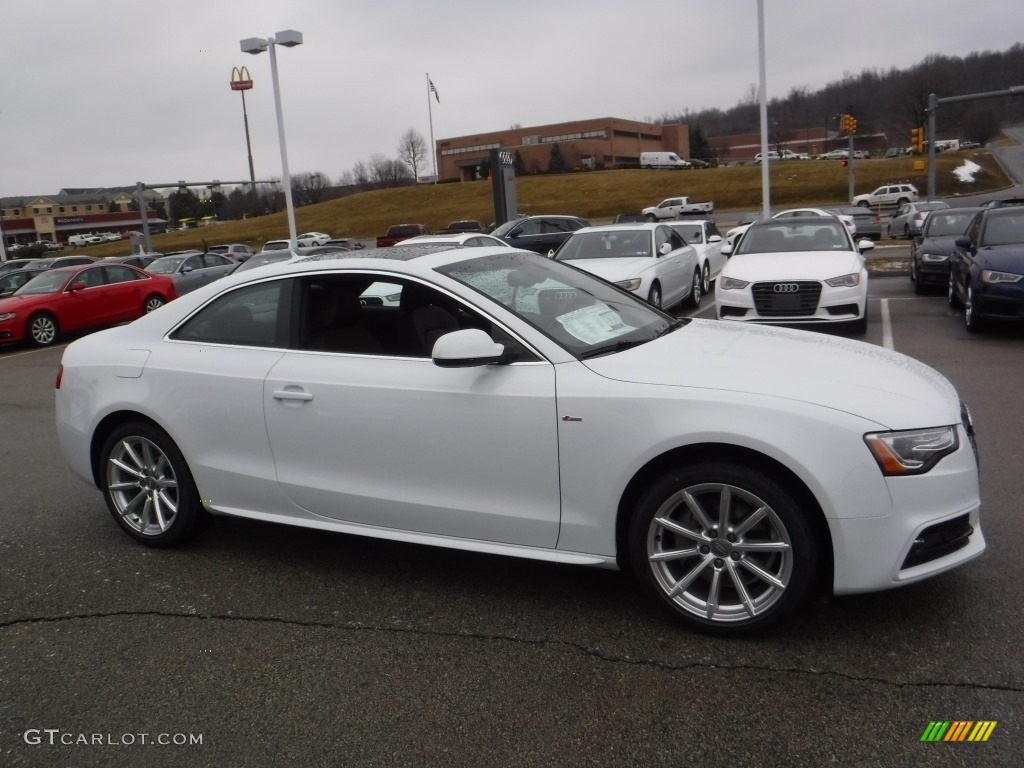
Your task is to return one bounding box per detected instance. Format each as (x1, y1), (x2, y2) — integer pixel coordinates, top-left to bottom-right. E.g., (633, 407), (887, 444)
(2, 609), (1021, 695)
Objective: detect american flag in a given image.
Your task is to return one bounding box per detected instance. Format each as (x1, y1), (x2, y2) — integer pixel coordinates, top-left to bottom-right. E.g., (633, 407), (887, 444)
(428, 77), (440, 103)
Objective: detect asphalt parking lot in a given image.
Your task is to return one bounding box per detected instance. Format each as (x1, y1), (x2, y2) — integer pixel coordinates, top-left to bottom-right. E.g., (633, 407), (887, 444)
(1, 274), (1022, 767)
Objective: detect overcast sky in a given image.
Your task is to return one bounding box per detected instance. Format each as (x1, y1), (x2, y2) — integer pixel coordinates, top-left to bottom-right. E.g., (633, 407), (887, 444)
(1, 0), (1021, 198)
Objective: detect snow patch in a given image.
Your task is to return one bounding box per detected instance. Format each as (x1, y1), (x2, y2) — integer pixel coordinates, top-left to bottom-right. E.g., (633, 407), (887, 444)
(954, 160), (982, 183)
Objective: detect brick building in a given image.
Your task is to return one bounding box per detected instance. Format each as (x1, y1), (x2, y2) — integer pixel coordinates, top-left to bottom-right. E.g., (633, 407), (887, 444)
(436, 117), (690, 181)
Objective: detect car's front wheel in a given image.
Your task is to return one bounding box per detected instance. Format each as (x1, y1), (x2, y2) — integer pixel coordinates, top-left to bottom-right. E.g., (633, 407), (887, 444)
(647, 282), (662, 308)
(628, 463), (820, 635)
(27, 312), (59, 347)
(965, 285), (985, 333)
(143, 294), (165, 313)
(948, 272), (963, 308)
(700, 262), (711, 295)
(685, 269), (702, 308)
(100, 422), (206, 547)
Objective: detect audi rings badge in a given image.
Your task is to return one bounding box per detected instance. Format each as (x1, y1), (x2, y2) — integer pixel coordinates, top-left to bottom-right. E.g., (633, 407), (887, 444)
(773, 283), (800, 293)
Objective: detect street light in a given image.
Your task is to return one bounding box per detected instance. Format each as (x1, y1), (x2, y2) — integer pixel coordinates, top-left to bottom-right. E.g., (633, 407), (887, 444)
(240, 29), (303, 249)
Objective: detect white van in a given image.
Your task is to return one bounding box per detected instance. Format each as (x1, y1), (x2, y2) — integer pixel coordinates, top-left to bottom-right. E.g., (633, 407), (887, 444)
(640, 152), (691, 170)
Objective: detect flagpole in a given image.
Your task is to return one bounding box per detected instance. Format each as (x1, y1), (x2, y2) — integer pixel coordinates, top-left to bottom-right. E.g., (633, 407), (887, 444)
(427, 72), (437, 184)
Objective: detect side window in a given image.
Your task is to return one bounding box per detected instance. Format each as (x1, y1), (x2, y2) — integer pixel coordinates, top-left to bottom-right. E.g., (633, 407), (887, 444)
(103, 265), (143, 284)
(203, 254), (228, 268)
(967, 217), (982, 243)
(74, 267), (106, 288)
(298, 274), (537, 361)
(183, 255), (203, 272)
(518, 220), (543, 236)
(654, 227), (671, 252)
(174, 280), (288, 347)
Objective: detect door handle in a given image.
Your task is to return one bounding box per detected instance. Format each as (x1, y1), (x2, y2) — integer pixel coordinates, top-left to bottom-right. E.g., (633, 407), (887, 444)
(273, 389), (314, 402)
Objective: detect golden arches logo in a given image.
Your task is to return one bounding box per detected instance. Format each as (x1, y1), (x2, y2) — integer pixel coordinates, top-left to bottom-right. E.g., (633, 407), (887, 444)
(230, 66), (253, 91)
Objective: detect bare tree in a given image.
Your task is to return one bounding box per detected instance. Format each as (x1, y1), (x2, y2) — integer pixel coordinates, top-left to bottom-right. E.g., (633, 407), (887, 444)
(352, 161), (371, 187)
(397, 128), (428, 181)
(369, 154), (412, 185)
(291, 171), (331, 205)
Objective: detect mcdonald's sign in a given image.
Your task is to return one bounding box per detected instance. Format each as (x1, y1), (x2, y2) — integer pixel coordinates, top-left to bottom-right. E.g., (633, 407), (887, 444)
(230, 66), (253, 91)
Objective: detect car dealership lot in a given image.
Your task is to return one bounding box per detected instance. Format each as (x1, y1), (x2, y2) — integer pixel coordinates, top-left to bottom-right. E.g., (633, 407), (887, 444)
(1, 276), (1022, 766)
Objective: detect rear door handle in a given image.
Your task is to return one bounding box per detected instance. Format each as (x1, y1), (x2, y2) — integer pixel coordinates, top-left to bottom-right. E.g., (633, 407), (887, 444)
(273, 389), (314, 402)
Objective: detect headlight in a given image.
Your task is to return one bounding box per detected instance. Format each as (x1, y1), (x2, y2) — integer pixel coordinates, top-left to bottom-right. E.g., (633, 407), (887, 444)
(720, 277), (749, 290)
(864, 426), (959, 476)
(0, 312), (16, 322)
(615, 278), (642, 291)
(825, 273), (861, 288)
(920, 253), (948, 262)
(982, 269), (1023, 284)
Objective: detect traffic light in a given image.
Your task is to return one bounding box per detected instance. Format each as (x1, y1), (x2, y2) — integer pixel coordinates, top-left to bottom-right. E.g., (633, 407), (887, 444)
(848, 117), (857, 135)
(911, 127), (925, 153)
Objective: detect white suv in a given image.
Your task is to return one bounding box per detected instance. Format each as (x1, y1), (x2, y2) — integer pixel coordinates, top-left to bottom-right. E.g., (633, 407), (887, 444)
(852, 184), (919, 208)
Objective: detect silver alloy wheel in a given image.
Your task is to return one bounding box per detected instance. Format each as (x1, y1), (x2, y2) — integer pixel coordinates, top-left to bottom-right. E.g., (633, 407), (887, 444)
(691, 269), (702, 306)
(645, 482), (793, 623)
(106, 436), (179, 536)
(144, 295), (164, 313)
(700, 262), (711, 295)
(29, 314), (57, 345)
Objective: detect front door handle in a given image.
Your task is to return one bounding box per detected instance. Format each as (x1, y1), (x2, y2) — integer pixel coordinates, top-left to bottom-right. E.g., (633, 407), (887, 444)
(273, 389), (314, 402)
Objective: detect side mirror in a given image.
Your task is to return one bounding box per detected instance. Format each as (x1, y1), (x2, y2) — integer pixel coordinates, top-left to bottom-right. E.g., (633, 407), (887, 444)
(857, 239), (875, 253)
(708, 234), (722, 243)
(954, 236), (976, 254)
(432, 328), (510, 368)
(720, 243), (733, 257)
(68, 281), (87, 292)
(547, 249), (555, 259)
(659, 242), (673, 256)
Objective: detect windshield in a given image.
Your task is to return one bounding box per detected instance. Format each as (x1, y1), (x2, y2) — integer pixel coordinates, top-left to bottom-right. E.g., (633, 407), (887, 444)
(436, 250), (678, 359)
(263, 241), (290, 251)
(981, 212), (1024, 246)
(734, 221), (852, 254)
(14, 270), (68, 296)
(924, 212), (976, 237)
(146, 256), (186, 274)
(233, 252), (295, 273)
(554, 230), (652, 260)
(668, 223), (703, 243)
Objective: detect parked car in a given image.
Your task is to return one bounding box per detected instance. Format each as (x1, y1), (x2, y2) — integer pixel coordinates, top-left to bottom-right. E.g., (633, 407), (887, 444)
(642, 197), (714, 221)
(717, 217), (874, 332)
(979, 197), (1024, 209)
(297, 232), (331, 247)
(231, 245), (352, 275)
(828, 206), (883, 241)
(726, 208), (854, 250)
(552, 223), (701, 309)
(145, 252), (235, 295)
(0, 263), (176, 347)
(441, 220), (488, 234)
(613, 213), (647, 223)
(665, 219), (727, 295)
(640, 151), (691, 169)
(909, 207), (984, 294)
(67, 234), (104, 247)
(261, 240), (292, 252)
(0, 266), (48, 297)
(104, 254), (162, 270)
(948, 207), (1024, 331)
(0, 258), (41, 277)
(96, 232), (121, 242)
(817, 149), (849, 160)
(324, 238), (364, 250)
(398, 233), (511, 249)
(490, 215), (590, 254)
(725, 213), (761, 249)
(888, 201), (951, 239)
(31, 255), (98, 270)
(852, 183), (919, 208)
(208, 244), (256, 262)
(376, 224), (432, 248)
(754, 151), (780, 164)
(54, 246), (984, 635)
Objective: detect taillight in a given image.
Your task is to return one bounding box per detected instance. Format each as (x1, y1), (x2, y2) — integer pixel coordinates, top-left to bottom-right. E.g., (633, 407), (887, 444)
(55, 364), (63, 389)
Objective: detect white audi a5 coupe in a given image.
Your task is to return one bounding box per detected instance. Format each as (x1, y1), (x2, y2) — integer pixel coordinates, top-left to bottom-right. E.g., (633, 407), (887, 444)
(717, 217), (874, 332)
(552, 223), (701, 310)
(55, 246), (983, 634)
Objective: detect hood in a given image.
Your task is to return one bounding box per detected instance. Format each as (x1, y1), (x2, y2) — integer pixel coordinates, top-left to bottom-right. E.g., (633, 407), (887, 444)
(977, 244), (1024, 271)
(917, 235), (960, 256)
(563, 256), (658, 283)
(0, 293), (50, 312)
(724, 251), (863, 281)
(583, 319), (961, 429)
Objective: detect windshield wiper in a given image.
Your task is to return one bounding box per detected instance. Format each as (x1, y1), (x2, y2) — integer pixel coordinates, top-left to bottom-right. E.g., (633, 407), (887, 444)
(579, 337), (653, 359)
(654, 318), (686, 337)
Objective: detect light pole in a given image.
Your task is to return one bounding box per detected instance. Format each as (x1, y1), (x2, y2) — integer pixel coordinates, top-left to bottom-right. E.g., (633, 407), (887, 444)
(240, 29), (303, 249)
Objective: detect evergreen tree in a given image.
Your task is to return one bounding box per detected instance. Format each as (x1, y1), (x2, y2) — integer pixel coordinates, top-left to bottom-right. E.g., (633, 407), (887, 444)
(548, 142), (567, 173)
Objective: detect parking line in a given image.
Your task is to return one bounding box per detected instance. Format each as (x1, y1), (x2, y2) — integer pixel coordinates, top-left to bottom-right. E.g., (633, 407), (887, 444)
(0, 343), (68, 362)
(880, 299), (894, 349)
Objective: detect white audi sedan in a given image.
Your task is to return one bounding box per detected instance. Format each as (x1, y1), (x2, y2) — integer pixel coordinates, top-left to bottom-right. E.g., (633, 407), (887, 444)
(716, 217), (874, 332)
(552, 223), (701, 309)
(55, 246), (983, 635)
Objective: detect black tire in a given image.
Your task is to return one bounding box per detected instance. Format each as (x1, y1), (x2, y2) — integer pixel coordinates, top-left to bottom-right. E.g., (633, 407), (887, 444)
(947, 272), (963, 309)
(897, 197), (909, 207)
(685, 269), (702, 309)
(964, 285), (985, 333)
(700, 261), (711, 295)
(912, 259), (926, 295)
(143, 294), (165, 313)
(27, 312), (59, 347)
(857, 200), (869, 208)
(99, 422), (206, 547)
(647, 282), (662, 308)
(645, 213), (657, 223)
(628, 463), (820, 635)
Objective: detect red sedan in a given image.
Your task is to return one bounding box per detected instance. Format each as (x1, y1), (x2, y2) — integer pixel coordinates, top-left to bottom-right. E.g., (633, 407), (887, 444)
(0, 263), (177, 347)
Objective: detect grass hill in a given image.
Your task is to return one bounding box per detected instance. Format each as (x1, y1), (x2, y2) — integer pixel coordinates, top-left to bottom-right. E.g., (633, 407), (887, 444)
(76, 151), (1008, 256)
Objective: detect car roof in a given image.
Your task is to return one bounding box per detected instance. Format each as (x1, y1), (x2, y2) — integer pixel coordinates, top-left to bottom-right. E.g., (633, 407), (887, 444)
(575, 223), (665, 233)
(747, 216), (845, 228)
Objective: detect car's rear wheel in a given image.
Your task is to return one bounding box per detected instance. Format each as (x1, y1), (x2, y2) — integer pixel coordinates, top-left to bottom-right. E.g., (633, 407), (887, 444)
(645, 214), (657, 222)
(628, 463), (819, 635)
(100, 422), (206, 547)
(857, 200), (869, 208)
(685, 269), (702, 308)
(27, 313), (59, 347)
(897, 198), (909, 207)
(144, 295), (165, 313)
(965, 285), (985, 333)
(700, 262), (711, 295)
(647, 282), (662, 308)
(948, 273), (963, 308)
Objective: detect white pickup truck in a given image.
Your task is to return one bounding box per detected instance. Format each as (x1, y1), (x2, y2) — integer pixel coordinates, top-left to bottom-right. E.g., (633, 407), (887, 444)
(642, 196), (715, 221)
